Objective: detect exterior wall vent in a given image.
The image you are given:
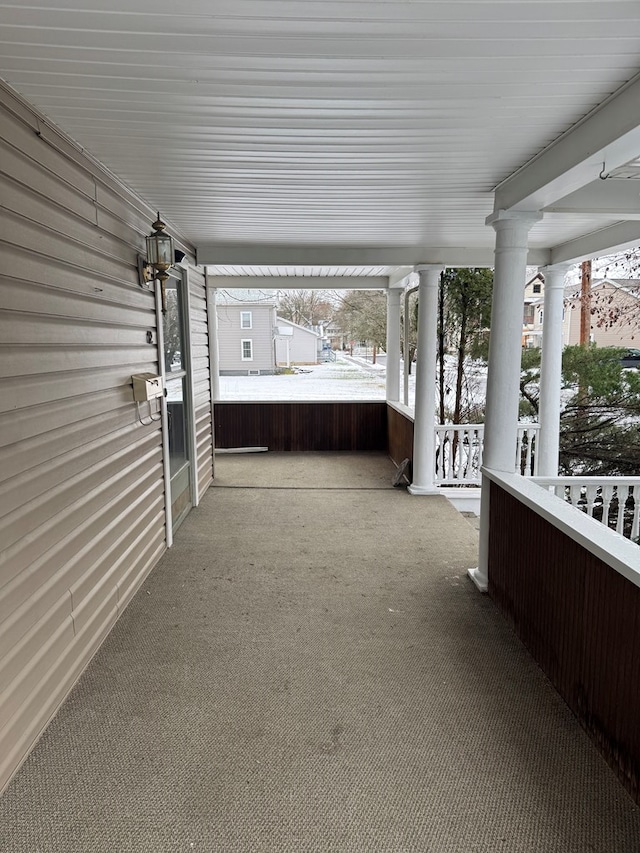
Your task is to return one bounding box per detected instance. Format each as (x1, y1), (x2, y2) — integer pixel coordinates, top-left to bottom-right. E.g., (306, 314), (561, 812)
(247, 369), (261, 376)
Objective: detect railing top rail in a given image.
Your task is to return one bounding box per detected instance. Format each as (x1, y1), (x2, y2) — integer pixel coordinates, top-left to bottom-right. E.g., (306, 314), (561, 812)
(484, 468), (640, 587)
(533, 477), (640, 486)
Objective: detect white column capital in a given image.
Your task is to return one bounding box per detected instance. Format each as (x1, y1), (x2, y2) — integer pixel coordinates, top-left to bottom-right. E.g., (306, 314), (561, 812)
(538, 262), (573, 284)
(485, 209), (543, 230)
(414, 263), (445, 278)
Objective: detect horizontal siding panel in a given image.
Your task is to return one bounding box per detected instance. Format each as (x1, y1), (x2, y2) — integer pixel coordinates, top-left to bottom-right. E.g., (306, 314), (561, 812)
(69, 496), (165, 619)
(0, 312), (152, 346)
(0, 440), (161, 557)
(0, 389), (132, 449)
(0, 402), (133, 474)
(0, 365), (157, 412)
(0, 174), (137, 263)
(0, 107), (95, 197)
(0, 477), (164, 655)
(0, 142), (97, 221)
(115, 533), (166, 615)
(95, 183), (157, 234)
(1, 276), (154, 326)
(0, 421), (156, 517)
(0, 345), (156, 378)
(1, 209), (136, 279)
(0, 88), (196, 796)
(0, 611), (76, 733)
(0, 594), (72, 692)
(186, 264), (212, 501)
(0, 450), (162, 596)
(5, 247), (148, 306)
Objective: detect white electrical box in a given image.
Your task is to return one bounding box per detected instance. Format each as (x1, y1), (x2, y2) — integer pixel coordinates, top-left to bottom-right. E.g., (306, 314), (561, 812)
(131, 373), (164, 402)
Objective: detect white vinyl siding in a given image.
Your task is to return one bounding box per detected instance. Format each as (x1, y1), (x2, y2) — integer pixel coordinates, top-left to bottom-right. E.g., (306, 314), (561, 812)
(217, 303), (276, 373)
(187, 267), (214, 497)
(240, 311), (252, 329)
(0, 87), (211, 794)
(274, 320), (319, 365)
(241, 339), (253, 361)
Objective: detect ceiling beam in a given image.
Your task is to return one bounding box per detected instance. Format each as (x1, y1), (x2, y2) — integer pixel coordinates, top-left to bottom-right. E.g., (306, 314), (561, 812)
(544, 178), (640, 218)
(551, 220), (640, 265)
(209, 275), (389, 289)
(198, 243), (549, 268)
(494, 73), (640, 213)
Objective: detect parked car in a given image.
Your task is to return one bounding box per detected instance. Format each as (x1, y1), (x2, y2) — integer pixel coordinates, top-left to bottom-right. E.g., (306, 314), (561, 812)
(619, 348), (640, 369)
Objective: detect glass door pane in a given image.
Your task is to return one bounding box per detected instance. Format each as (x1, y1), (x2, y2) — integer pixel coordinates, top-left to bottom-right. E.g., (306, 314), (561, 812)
(162, 278), (192, 533)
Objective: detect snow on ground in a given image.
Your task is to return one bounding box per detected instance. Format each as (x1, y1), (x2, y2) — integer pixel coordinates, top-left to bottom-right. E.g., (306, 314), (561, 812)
(219, 355), (395, 401)
(219, 353), (489, 414)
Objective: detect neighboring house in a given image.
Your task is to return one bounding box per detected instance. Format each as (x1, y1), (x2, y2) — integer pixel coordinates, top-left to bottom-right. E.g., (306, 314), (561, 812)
(522, 275), (640, 350)
(274, 317), (320, 366)
(522, 273), (545, 348)
(564, 279), (640, 347)
(216, 290), (278, 375)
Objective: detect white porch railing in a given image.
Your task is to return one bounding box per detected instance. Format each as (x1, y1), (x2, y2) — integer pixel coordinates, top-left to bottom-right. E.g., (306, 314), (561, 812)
(434, 423), (540, 485)
(532, 477), (640, 542)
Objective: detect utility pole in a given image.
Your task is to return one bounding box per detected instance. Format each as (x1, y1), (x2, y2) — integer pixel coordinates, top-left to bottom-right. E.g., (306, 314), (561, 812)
(578, 259), (592, 423)
(580, 259), (592, 346)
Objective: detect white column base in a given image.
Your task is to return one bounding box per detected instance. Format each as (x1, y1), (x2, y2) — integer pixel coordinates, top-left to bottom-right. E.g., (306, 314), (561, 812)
(407, 484), (440, 496)
(467, 567), (488, 593)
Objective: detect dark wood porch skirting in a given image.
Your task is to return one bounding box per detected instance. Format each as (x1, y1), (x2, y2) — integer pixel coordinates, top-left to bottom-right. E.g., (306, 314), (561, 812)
(214, 401), (388, 452)
(489, 477), (640, 804)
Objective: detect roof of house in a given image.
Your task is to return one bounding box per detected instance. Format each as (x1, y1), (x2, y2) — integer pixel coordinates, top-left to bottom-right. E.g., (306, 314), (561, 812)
(216, 288), (278, 305)
(276, 317), (320, 337)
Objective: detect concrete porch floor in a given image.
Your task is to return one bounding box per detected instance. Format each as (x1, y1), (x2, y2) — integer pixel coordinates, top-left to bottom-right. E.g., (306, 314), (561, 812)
(1, 452), (639, 851)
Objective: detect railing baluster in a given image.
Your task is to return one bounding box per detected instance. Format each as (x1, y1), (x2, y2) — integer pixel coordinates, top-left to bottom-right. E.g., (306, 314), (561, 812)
(616, 487), (626, 535)
(602, 485), (614, 529)
(516, 430), (524, 474)
(531, 476), (640, 543)
(447, 428), (455, 481)
(524, 428), (534, 476)
(631, 486), (639, 542)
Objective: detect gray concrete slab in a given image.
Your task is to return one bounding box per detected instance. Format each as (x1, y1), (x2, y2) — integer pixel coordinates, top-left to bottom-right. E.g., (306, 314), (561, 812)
(1, 453), (639, 852)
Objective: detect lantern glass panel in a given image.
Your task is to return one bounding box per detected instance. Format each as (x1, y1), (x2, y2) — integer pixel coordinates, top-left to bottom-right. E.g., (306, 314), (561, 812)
(146, 232), (174, 267)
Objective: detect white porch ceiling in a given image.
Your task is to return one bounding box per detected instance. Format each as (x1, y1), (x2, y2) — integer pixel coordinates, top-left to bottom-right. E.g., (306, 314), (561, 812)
(2, 1), (640, 269)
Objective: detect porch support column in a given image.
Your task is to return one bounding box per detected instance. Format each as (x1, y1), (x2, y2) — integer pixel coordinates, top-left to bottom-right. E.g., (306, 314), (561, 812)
(408, 264), (444, 495)
(537, 263), (572, 476)
(386, 287), (402, 402)
(469, 211), (541, 592)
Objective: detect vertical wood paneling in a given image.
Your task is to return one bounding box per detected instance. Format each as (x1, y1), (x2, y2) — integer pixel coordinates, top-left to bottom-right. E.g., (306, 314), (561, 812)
(214, 401), (387, 451)
(387, 404), (414, 469)
(488, 481), (640, 803)
(0, 87), (200, 795)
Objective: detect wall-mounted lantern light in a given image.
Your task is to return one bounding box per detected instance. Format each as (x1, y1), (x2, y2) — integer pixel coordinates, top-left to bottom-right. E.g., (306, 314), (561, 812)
(137, 212), (175, 313)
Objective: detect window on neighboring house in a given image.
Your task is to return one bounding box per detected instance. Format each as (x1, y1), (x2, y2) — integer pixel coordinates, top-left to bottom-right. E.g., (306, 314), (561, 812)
(533, 283), (542, 294)
(523, 305), (535, 324)
(241, 339), (253, 361)
(538, 310), (543, 325)
(240, 311), (253, 329)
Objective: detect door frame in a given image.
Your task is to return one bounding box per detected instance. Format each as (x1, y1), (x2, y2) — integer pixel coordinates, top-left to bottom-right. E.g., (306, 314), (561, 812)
(155, 266), (198, 545)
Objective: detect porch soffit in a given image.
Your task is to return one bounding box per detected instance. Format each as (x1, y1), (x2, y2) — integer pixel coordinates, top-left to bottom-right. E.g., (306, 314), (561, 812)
(1, 2), (640, 265)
